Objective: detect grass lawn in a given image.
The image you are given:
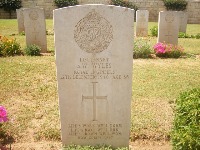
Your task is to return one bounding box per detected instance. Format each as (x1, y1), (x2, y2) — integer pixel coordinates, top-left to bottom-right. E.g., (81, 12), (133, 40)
(0, 19), (200, 149)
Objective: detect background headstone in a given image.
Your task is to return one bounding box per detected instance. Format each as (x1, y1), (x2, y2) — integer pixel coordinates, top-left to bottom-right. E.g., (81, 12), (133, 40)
(16, 8), (25, 34)
(79, 0), (109, 4)
(23, 8), (47, 53)
(136, 10), (149, 37)
(54, 4), (134, 148)
(178, 11), (188, 33)
(158, 11), (179, 45)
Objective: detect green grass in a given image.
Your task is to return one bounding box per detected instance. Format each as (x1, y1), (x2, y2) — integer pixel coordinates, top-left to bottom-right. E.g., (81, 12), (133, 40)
(1, 20), (200, 55)
(147, 22), (200, 35)
(0, 20), (200, 149)
(0, 19), (54, 52)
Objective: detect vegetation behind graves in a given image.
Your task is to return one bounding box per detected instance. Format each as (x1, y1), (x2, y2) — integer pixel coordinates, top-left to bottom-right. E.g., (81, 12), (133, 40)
(171, 88), (200, 150)
(150, 25), (200, 39)
(150, 26), (158, 37)
(0, 0), (22, 18)
(54, 0), (78, 8)
(163, 0), (188, 11)
(110, 0), (138, 11)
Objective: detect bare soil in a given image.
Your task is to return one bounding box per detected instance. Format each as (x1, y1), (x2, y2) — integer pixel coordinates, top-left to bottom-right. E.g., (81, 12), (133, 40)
(2, 140), (172, 150)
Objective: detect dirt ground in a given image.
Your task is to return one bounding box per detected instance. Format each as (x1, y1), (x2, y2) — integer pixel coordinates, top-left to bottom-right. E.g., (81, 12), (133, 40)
(4, 140), (172, 150)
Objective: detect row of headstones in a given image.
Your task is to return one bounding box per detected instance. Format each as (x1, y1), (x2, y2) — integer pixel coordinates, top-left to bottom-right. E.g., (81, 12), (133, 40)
(16, 8), (47, 53)
(17, 7), (188, 53)
(136, 10), (188, 45)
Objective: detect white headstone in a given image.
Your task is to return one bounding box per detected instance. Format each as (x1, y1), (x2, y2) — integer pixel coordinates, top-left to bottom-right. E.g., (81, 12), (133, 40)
(158, 11), (179, 45)
(16, 8), (25, 34)
(79, 0), (109, 4)
(136, 10), (149, 37)
(54, 4), (134, 148)
(23, 8), (47, 53)
(178, 11), (188, 33)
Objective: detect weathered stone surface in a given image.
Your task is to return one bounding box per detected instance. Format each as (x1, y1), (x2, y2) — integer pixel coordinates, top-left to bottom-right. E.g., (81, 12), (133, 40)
(158, 11), (179, 45)
(136, 10), (149, 37)
(79, 0), (109, 4)
(16, 8), (25, 33)
(178, 11), (188, 33)
(23, 8), (47, 52)
(54, 4), (134, 148)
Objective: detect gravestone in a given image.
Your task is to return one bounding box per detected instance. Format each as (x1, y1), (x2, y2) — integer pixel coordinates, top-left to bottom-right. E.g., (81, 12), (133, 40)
(158, 11), (179, 45)
(54, 4), (134, 148)
(178, 11), (188, 33)
(23, 8), (47, 53)
(16, 8), (25, 34)
(79, 0), (109, 4)
(136, 10), (149, 37)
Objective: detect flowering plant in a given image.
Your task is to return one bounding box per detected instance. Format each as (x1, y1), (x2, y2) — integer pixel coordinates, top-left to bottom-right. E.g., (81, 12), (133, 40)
(0, 106), (8, 150)
(0, 106), (8, 123)
(0, 35), (22, 57)
(133, 38), (153, 58)
(153, 42), (184, 58)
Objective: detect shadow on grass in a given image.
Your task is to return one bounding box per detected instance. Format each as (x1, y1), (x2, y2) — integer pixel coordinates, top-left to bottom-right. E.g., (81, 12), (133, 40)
(0, 130), (15, 149)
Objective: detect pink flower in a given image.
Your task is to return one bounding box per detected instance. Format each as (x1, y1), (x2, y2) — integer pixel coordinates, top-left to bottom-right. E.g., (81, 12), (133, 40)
(0, 106), (8, 123)
(153, 42), (166, 54)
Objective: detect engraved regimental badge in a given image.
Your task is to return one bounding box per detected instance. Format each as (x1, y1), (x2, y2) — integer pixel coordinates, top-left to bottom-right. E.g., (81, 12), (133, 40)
(165, 13), (174, 23)
(74, 9), (113, 53)
(29, 10), (39, 20)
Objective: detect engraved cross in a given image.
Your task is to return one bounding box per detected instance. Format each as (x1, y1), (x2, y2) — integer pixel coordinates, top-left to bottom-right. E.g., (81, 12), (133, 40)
(32, 26), (40, 43)
(82, 82), (107, 121)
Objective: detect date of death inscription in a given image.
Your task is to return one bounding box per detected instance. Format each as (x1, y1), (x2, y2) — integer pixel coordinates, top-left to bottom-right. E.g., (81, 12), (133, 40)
(68, 123), (122, 140)
(60, 57), (129, 80)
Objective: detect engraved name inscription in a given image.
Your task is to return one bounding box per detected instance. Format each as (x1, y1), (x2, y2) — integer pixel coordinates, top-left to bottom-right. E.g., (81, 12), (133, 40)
(60, 57), (129, 80)
(74, 9), (113, 53)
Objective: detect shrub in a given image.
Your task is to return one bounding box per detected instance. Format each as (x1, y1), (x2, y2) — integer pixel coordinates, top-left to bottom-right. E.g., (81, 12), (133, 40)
(0, 0), (22, 18)
(171, 88), (200, 150)
(110, 0), (138, 10)
(195, 33), (200, 39)
(133, 38), (152, 59)
(24, 44), (41, 56)
(19, 31), (25, 36)
(153, 42), (184, 58)
(54, 0), (78, 8)
(178, 32), (190, 38)
(178, 32), (200, 39)
(163, 0), (188, 11)
(150, 26), (158, 37)
(0, 35), (22, 57)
